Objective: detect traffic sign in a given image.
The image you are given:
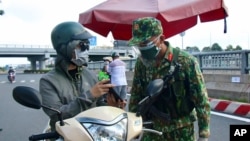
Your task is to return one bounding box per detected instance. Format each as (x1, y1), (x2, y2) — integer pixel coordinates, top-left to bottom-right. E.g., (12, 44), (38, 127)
(89, 36), (97, 46)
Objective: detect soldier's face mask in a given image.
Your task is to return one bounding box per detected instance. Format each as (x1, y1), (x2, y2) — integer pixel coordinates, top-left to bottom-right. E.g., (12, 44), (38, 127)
(71, 40), (90, 67)
(132, 36), (161, 67)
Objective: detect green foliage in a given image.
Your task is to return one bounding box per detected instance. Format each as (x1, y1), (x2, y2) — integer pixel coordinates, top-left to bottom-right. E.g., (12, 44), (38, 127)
(202, 46), (211, 52)
(218, 96), (248, 103)
(211, 43), (223, 51)
(23, 69), (51, 74)
(199, 43), (243, 52)
(225, 45), (233, 51)
(225, 44), (242, 51)
(0, 67), (5, 72)
(185, 46), (200, 52)
(235, 45), (242, 50)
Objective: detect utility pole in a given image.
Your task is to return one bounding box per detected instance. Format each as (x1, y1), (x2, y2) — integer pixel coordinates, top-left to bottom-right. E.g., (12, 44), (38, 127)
(180, 32), (185, 50)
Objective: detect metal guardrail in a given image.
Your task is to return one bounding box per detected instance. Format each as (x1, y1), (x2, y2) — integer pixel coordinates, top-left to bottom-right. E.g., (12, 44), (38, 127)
(0, 44), (136, 58)
(88, 50), (250, 74)
(88, 59), (136, 71)
(1, 44), (250, 74)
(0, 44), (52, 48)
(193, 50), (250, 74)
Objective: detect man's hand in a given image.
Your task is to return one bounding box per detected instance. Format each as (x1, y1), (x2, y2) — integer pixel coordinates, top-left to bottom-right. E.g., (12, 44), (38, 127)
(106, 93), (126, 109)
(90, 79), (113, 98)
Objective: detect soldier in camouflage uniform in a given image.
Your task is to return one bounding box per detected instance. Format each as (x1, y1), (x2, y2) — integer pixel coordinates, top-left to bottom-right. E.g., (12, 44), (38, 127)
(128, 17), (210, 141)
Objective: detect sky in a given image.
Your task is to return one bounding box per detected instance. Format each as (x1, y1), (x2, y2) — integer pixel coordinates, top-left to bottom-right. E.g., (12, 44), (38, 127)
(0, 0), (249, 66)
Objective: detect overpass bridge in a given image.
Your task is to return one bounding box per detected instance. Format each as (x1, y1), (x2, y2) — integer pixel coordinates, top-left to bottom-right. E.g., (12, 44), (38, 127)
(0, 44), (135, 70)
(2, 44), (250, 102)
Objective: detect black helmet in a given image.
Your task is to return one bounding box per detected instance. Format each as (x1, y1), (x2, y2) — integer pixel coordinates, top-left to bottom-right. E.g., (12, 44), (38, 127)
(111, 52), (120, 58)
(51, 21), (92, 51)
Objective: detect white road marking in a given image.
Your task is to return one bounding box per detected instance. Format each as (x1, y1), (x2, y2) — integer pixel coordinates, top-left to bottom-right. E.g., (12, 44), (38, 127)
(212, 111), (250, 122)
(0, 80), (36, 83)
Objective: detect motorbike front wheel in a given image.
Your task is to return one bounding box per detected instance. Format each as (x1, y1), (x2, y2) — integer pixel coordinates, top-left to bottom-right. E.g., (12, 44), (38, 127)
(8, 76), (15, 83)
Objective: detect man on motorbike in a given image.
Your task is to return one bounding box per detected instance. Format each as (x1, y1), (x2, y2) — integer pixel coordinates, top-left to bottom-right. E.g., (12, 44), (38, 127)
(8, 66), (15, 74)
(7, 66), (15, 82)
(39, 21), (122, 133)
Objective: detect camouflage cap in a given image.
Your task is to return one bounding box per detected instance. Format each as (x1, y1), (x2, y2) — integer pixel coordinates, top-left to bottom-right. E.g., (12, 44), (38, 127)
(128, 17), (163, 46)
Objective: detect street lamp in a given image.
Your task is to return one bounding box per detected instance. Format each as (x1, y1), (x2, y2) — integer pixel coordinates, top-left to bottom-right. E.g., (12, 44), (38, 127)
(180, 31), (186, 50)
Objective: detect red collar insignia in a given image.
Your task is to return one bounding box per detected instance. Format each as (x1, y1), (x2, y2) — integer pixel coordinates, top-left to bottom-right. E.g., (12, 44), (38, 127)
(168, 53), (173, 62)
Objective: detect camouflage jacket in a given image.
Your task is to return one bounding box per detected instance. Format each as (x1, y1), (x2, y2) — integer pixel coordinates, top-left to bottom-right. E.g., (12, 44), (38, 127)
(129, 45), (210, 138)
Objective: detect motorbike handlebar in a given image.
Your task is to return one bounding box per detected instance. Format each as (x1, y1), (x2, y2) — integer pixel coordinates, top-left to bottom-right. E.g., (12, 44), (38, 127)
(29, 131), (59, 141)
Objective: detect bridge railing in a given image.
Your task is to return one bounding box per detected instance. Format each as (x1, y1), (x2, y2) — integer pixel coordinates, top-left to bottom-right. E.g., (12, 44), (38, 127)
(88, 50), (250, 74)
(0, 44), (113, 49)
(193, 50), (250, 74)
(0, 44), (53, 48)
(88, 59), (136, 71)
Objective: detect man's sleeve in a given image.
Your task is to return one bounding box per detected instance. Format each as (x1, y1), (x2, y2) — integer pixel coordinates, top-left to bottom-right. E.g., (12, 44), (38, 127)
(189, 58), (211, 138)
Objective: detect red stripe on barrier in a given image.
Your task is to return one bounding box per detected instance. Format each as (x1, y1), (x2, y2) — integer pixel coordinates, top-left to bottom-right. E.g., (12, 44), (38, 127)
(214, 101), (231, 111)
(234, 105), (250, 116)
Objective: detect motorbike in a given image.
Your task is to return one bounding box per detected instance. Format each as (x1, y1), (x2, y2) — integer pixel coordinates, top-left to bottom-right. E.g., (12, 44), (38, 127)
(12, 79), (164, 141)
(8, 72), (15, 83)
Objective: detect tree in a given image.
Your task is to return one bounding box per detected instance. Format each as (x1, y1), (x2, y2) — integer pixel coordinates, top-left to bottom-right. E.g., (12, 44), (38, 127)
(202, 46), (211, 52)
(185, 46), (200, 53)
(235, 45), (242, 50)
(225, 45), (242, 51)
(225, 45), (233, 51)
(211, 43), (223, 51)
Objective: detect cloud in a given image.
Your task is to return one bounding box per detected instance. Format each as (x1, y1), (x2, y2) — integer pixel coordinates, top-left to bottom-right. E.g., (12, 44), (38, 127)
(0, 0), (250, 49)
(168, 0), (250, 49)
(0, 0), (111, 45)
(5, 0), (44, 22)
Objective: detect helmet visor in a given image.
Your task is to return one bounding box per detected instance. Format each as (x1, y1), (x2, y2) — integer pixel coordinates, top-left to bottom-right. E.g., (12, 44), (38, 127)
(71, 30), (93, 40)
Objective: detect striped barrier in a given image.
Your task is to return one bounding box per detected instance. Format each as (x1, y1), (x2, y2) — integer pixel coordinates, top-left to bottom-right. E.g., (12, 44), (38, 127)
(209, 98), (250, 118)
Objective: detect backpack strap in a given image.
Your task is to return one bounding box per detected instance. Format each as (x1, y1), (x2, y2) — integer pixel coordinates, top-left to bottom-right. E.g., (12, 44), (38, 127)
(172, 47), (180, 65)
(168, 47), (180, 74)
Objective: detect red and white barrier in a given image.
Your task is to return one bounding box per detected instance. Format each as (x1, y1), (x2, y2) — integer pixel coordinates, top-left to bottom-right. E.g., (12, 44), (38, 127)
(209, 98), (250, 118)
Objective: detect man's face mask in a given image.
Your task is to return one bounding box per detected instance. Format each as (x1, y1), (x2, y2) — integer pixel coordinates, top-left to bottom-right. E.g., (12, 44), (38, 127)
(71, 40), (90, 67)
(132, 36), (161, 67)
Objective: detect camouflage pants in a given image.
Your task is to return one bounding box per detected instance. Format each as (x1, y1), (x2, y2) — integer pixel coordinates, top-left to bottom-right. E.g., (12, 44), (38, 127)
(142, 124), (195, 141)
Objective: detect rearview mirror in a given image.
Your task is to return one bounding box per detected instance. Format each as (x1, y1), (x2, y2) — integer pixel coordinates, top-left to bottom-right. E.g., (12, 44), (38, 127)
(146, 79), (164, 98)
(136, 79), (163, 116)
(12, 86), (42, 109)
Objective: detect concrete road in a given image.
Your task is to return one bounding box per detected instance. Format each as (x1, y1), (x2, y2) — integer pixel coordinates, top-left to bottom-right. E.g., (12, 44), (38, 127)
(0, 73), (48, 141)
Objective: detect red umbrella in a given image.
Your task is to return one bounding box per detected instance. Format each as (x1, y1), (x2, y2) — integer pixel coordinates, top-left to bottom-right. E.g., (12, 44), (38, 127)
(79, 0), (228, 40)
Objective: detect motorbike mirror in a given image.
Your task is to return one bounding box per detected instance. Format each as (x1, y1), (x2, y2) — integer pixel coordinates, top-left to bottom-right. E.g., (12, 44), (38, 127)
(146, 79), (163, 97)
(12, 86), (42, 109)
(136, 79), (164, 117)
(13, 86), (65, 126)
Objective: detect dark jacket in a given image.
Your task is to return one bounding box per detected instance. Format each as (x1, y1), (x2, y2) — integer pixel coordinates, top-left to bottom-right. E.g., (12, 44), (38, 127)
(39, 55), (105, 131)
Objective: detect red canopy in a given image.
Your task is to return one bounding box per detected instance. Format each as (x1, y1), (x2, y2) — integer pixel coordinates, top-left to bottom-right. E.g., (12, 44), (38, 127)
(79, 0), (228, 40)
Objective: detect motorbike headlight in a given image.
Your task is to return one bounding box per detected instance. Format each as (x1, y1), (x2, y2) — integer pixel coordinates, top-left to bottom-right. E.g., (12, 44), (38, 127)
(78, 114), (128, 141)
